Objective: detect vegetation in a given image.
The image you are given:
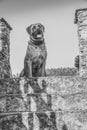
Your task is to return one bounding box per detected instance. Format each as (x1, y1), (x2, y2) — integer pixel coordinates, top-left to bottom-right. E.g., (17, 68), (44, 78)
(46, 67), (77, 76)
(12, 68), (78, 78)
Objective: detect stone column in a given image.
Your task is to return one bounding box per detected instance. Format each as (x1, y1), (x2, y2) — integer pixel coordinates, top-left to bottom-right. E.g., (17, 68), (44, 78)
(0, 18), (12, 78)
(75, 8), (87, 78)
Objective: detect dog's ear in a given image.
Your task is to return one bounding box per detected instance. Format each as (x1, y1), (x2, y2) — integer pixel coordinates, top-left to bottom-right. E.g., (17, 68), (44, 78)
(26, 24), (32, 34)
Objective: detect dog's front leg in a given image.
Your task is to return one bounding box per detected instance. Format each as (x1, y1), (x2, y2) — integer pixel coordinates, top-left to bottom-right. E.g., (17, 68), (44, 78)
(41, 61), (46, 76)
(24, 60), (32, 78)
(27, 60), (32, 77)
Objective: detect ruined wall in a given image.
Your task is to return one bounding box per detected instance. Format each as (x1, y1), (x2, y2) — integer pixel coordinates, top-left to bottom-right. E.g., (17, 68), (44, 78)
(0, 76), (87, 130)
(0, 18), (12, 78)
(75, 9), (87, 78)
(0, 9), (87, 130)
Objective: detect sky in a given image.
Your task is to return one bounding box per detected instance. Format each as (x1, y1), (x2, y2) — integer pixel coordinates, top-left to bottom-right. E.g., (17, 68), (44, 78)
(0, 0), (87, 74)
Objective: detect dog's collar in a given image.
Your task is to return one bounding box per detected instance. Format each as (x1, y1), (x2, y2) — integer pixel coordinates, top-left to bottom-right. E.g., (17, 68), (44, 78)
(30, 37), (44, 45)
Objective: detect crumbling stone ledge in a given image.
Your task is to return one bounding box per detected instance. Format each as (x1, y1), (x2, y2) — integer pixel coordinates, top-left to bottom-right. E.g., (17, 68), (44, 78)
(0, 76), (87, 130)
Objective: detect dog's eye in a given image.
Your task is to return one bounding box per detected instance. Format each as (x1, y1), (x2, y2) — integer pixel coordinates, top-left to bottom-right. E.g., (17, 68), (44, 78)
(38, 25), (41, 28)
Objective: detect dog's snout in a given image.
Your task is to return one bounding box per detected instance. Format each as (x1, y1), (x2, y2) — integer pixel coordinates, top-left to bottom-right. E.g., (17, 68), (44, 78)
(37, 30), (42, 34)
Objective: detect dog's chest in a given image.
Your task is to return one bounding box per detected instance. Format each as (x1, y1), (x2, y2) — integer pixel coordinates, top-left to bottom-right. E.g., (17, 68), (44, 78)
(28, 43), (46, 61)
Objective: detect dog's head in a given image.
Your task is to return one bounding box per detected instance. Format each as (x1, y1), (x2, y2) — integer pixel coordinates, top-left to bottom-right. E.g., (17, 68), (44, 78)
(26, 23), (45, 41)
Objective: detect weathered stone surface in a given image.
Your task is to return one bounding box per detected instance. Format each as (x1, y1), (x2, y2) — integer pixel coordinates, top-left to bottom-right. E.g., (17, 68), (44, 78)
(75, 9), (87, 78)
(2, 76), (83, 96)
(0, 18), (12, 79)
(0, 76), (87, 130)
(58, 110), (87, 130)
(0, 66), (87, 129)
(0, 110), (87, 130)
(0, 76), (86, 95)
(0, 76), (87, 113)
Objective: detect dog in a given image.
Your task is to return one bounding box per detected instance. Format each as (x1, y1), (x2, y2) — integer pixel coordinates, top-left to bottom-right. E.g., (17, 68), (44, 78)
(20, 23), (47, 77)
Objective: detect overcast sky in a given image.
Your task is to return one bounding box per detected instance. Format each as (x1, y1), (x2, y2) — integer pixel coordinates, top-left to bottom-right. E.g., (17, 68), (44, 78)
(0, 0), (87, 74)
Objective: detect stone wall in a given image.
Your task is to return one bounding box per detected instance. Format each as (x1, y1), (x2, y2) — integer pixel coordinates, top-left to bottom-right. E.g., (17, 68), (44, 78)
(0, 18), (12, 79)
(0, 9), (87, 130)
(0, 76), (87, 130)
(75, 8), (87, 78)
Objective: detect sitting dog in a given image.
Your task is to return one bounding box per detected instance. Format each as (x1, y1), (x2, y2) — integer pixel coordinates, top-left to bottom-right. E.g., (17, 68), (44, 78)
(20, 23), (47, 77)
